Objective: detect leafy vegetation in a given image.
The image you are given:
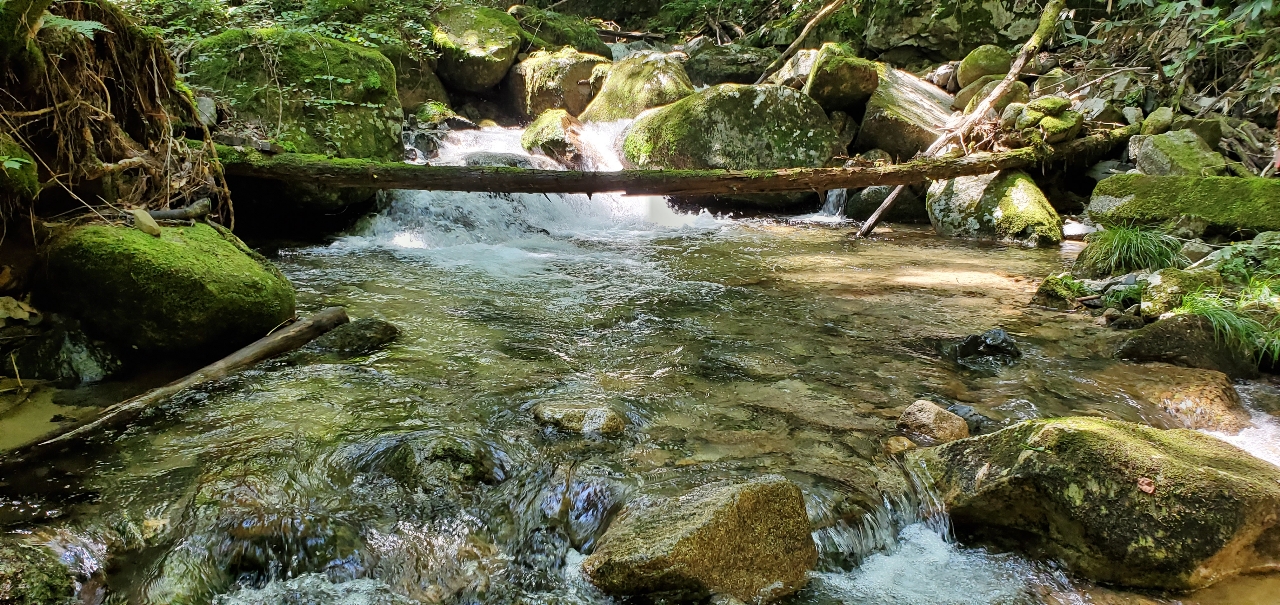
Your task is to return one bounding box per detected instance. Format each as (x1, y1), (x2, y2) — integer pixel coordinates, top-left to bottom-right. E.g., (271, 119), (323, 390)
(0, 156), (31, 172)
(1176, 283), (1280, 364)
(1073, 225), (1187, 279)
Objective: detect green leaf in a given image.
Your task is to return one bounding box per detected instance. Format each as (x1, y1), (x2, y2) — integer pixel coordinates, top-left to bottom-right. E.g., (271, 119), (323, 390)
(42, 13), (111, 39)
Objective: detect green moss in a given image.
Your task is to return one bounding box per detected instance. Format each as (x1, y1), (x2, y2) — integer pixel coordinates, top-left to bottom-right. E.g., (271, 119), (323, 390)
(952, 74), (999, 111)
(431, 6), (525, 93)
(580, 51), (694, 123)
(508, 46), (610, 118)
(521, 108), (576, 157)
(800, 42), (878, 112)
(910, 417), (1280, 590)
(992, 171), (1062, 244)
(927, 170), (1062, 246)
(623, 84), (836, 171)
(963, 79), (1028, 115)
(0, 539), (74, 605)
(1038, 110), (1082, 143)
(0, 0), (53, 63)
(1033, 67), (1076, 96)
(1090, 175), (1280, 233)
(956, 44), (1011, 88)
(507, 5), (611, 58)
(187, 28), (401, 161)
(43, 223), (296, 354)
(0, 132), (39, 203)
(1032, 273), (1092, 309)
(1026, 95), (1071, 116)
(1142, 267), (1221, 319)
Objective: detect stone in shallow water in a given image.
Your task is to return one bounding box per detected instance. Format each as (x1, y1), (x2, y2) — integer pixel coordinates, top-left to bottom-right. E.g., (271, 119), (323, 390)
(583, 475), (816, 603)
(533, 403), (626, 435)
(1117, 314), (1260, 379)
(304, 318), (400, 358)
(1130, 365), (1251, 433)
(214, 574), (413, 605)
(9, 318), (122, 385)
(898, 400), (969, 444)
(941, 328), (1022, 374)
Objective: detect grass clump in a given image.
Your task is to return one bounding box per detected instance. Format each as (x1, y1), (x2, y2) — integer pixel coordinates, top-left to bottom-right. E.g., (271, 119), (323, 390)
(1073, 225), (1186, 279)
(1104, 285), (1142, 310)
(1176, 284), (1280, 365)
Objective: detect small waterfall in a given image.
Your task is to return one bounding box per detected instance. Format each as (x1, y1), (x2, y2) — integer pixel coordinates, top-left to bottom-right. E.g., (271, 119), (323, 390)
(1205, 382), (1280, 468)
(818, 189), (848, 219)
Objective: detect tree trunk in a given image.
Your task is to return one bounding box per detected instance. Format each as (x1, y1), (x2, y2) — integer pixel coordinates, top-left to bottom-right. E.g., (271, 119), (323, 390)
(217, 126), (1135, 197)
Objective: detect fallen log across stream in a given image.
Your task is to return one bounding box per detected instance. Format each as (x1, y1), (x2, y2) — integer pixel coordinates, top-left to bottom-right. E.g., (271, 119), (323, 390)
(216, 124), (1138, 197)
(3, 307), (350, 462)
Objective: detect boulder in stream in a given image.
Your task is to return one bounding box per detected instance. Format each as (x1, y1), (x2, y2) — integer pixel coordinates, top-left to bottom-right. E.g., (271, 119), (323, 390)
(1140, 268), (1220, 319)
(0, 537), (75, 604)
(430, 6), (526, 93)
(580, 51), (694, 123)
(799, 43), (879, 113)
(684, 43), (779, 86)
(926, 170), (1063, 246)
(941, 328), (1021, 373)
(853, 66), (954, 161)
(956, 44), (1011, 88)
(1131, 365), (1251, 433)
(909, 417), (1280, 591)
(1088, 175), (1280, 234)
(298, 317), (400, 359)
(506, 47), (610, 119)
(582, 475), (816, 603)
(522, 109), (586, 168)
(41, 223), (296, 355)
(533, 403), (626, 435)
(898, 400), (969, 444)
(1128, 130), (1228, 176)
(1117, 314), (1259, 379)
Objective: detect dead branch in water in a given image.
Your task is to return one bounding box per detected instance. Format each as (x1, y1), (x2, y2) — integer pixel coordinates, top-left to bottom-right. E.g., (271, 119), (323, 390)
(216, 125), (1135, 197)
(7, 307), (349, 460)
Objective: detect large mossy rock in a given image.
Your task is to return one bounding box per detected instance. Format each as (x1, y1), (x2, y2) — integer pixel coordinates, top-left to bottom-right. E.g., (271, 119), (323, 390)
(506, 47), (609, 119)
(1089, 175), (1280, 233)
(582, 475), (816, 603)
(521, 108), (584, 167)
(430, 6), (525, 93)
(188, 28), (401, 160)
(0, 538), (75, 605)
(767, 49), (818, 89)
(42, 223), (295, 355)
(579, 51), (694, 123)
(1140, 268), (1220, 319)
(801, 43), (879, 113)
(926, 170), (1062, 246)
(622, 84), (838, 195)
(684, 43), (779, 86)
(1129, 130), (1228, 177)
(863, 0), (1041, 60)
(507, 5), (612, 58)
(379, 44), (450, 114)
(956, 44), (1011, 88)
(852, 66), (954, 161)
(909, 417), (1280, 591)
(1117, 314), (1260, 379)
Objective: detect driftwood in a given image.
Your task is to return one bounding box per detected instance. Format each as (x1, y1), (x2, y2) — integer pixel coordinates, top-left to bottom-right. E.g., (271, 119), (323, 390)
(18, 307), (349, 456)
(596, 29), (664, 41)
(147, 198), (212, 221)
(755, 0), (848, 85)
(217, 127), (1135, 197)
(855, 0), (1069, 238)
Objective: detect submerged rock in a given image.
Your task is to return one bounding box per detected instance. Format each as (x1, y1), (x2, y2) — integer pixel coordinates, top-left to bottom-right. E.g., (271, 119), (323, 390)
(684, 43), (779, 86)
(431, 6), (525, 93)
(215, 574), (414, 605)
(506, 47), (610, 119)
(580, 51), (694, 122)
(926, 170), (1063, 246)
(300, 317), (399, 359)
(1117, 314), (1259, 379)
(1088, 175), (1280, 234)
(1133, 365), (1251, 433)
(532, 403), (626, 435)
(582, 475), (816, 603)
(8, 318), (122, 385)
(800, 43), (879, 113)
(897, 400), (969, 444)
(909, 417), (1280, 590)
(1128, 130), (1228, 177)
(42, 223), (295, 355)
(956, 45), (1011, 88)
(0, 537), (75, 605)
(853, 66), (954, 161)
(941, 328), (1021, 372)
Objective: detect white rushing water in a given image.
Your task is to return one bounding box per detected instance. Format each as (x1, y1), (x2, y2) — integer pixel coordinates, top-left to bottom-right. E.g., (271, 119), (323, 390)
(1206, 382), (1280, 468)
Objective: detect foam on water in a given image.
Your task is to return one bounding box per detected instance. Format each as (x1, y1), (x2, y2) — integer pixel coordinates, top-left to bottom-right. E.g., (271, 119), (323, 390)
(1205, 382), (1280, 468)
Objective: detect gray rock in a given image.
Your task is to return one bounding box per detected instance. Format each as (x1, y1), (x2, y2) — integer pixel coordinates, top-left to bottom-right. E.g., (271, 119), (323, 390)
(1117, 314), (1259, 379)
(853, 66), (954, 162)
(582, 476), (817, 603)
(1180, 239), (1214, 264)
(533, 403), (626, 435)
(926, 170), (1062, 246)
(844, 185), (927, 223)
(1075, 97), (1124, 124)
(684, 43), (779, 86)
(863, 1), (1040, 61)
(1128, 130), (1228, 176)
(8, 319), (122, 385)
(195, 96), (217, 127)
(898, 400), (969, 444)
(302, 317), (400, 359)
(942, 328), (1021, 373)
(766, 49), (818, 89)
(1122, 106), (1145, 126)
(1063, 218), (1099, 241)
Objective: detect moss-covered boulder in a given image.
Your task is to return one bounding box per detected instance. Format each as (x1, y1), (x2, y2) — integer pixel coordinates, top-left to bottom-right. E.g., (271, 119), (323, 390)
(952, 74), (999, 111)
(508, 5), (612, 58)
(379, 44), (450, 114)
(188, 28), (401, 160)
(42, 223), (295, 355)
(766, 49), (818, 89)
(799, 43), (879, 113)
(863, 0), (1039, 61)
(0, 132), (38, 206)
(0, 537), (75, 605)
(1141, 268), (1220, 319)
(582, 475), (816, 603)
(684, 43), (779, 86)
(926, 170), (1062, 246)
(521, 109), (584, 168)
(1032, 67), (1076, 97)
(1117, 314), (1260, 379)
(506, 47), (609, 119)
(956, 44), (1011, 88)
(1129, 130), (1228, 177)
(1088, 175), (1280, 233)
(1032, 273), (1091, 309)
(622, 84), (838, 189)
(909, 417), (1280, 591)
(532, 402), (626, 435)
(963, 79), (1029, 115)
(1141, 106), (1175, 135)
(431, 6), (525, 93)
(580, 51), (694, 123)
(852, 66), (954, 161)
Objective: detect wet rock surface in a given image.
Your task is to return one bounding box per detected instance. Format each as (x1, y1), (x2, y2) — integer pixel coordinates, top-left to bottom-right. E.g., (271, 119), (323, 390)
(910, 417), (1280, 591)
(430, 6), (525, 93)
(897, 400), (969, 444)
(583, 475), (816, 603)
(1118, 314), (1260, 379)
(853, 66), (953, 161)
(926, 170), (1063, 246)
(580, 51), (694, 122)
(532, 403), (626, 435)
(941, 328), (1022, 373)
(0, 537), (75, 605)
(294, 317), (400, 361)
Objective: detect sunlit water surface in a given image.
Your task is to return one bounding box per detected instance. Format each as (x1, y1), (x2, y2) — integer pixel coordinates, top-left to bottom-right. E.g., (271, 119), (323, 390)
(4, 126), (1280, 605)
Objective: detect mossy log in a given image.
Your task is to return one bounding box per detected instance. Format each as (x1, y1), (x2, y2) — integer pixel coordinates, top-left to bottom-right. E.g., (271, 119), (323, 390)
(217, 126), (1135, 196)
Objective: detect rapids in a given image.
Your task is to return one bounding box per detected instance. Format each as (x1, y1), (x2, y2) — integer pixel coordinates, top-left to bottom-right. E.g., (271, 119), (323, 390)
(3, 124), (1279, 605)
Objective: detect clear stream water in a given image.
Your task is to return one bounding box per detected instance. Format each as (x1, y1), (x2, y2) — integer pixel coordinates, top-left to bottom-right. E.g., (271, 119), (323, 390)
(3, 126), (1280, 605)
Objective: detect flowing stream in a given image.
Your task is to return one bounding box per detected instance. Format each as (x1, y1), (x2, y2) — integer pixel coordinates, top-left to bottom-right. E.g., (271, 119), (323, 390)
(4, 125), (1280, 604)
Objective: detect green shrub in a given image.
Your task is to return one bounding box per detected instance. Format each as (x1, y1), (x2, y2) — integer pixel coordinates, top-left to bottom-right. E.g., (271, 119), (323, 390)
(1176, 286), (1280, 365)
(1073, 225), (1186, 278)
